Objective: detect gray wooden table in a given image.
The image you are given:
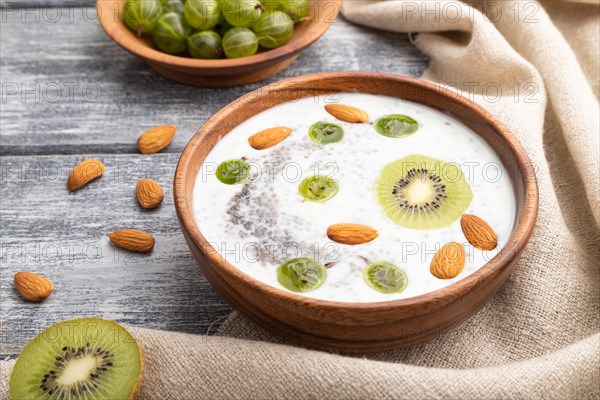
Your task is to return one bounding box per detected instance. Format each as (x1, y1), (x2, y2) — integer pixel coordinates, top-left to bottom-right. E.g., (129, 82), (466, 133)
(0, 2), (428, 357)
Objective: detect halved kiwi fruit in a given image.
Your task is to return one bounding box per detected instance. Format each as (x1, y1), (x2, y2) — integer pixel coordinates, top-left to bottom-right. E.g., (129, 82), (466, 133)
(376, 154), (473, 229)
(10, 318), (142, 400)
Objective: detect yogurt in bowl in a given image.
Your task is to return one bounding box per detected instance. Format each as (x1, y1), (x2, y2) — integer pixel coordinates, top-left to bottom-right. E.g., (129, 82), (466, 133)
(192, 92), (516, 303)
(174, 72), (538, 351)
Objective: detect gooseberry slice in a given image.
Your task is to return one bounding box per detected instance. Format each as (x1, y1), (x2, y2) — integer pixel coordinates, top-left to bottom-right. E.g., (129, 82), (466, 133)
(373, 115), (419, 138)
(308, 121), (344, 144)
(299, 175), (338, 202)
(277, 258), (327, 292)
(363, 261), (408, 294)
(216, 159), (251, 184)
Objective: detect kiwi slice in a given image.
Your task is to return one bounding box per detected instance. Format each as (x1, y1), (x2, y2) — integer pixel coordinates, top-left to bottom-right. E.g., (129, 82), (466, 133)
(363, 261), (408, 294)
(277, 258), (327, 292)
(10, 318), (142, 400)
(376, 154), (473, 229)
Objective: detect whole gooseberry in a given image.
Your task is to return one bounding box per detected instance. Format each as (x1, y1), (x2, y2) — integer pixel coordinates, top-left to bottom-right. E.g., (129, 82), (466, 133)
(153, 12), (192, 54)
(123, 0), (163, 36)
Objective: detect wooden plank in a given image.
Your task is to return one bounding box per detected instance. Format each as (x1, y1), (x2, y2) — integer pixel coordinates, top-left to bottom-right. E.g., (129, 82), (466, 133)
(0, 153), (232, 356)
(0, 9), (428, 156)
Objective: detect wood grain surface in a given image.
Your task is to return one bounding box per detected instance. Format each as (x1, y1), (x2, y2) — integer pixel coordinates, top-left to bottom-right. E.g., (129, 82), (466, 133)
(0, 4), (428, 357)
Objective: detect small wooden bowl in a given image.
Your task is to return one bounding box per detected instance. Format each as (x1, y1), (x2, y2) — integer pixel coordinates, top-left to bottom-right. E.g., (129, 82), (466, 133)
(97, 0), (341, 87)
(174, 72), (539, 352)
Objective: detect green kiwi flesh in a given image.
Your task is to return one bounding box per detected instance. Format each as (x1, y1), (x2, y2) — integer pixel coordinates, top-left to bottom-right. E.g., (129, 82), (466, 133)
(10, 318), (142, 400)
(376, 154), (473, 229)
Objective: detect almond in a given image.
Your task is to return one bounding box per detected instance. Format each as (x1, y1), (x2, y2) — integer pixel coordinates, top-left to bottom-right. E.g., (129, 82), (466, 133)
(67, 158), (105, 192)
(324, 104), (369, 123)
(136, 125), (176, 154)
(136, 179), (164, 209)
(430, 242), (465, 279)
(327, 223), (378, 245)
(248, 127), (292, 150)
(460, 214), (498, 250)
(14, 272), (54, 302)
(108, 229), (155, 252)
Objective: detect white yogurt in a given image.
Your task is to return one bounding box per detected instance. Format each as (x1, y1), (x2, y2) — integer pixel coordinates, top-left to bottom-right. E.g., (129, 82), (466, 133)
(193, 92), (517, 302)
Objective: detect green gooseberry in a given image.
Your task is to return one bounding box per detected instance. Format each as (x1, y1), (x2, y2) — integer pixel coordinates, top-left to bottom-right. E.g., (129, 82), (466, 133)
(215, 159), (251, 184)
(261, 0), (282, 13)
(184, 0), (221, 30)
(153, 12), (192, 54)
(188, 31), (224, 59)
(222, 27), (259, 58)
(162, 0), (185, 14)
(298, 175), (339, 202)
(363, 262), (408, 294)
(373, 115), (419, 138)
(277, 258), (327, 292)
(308, 121), (344, 144)
(276, 0), (309, 22)
(222, 0), (264, 28)
(252, 10), (294, 49)
(123, 0), (163, 36)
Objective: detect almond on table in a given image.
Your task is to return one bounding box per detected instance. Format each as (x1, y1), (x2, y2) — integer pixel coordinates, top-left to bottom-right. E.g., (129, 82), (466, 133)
(136, 178), (164, 209)
(108, 229), (155, 252)
(67, 159), (105, 192)
(136, 125), (176, 154)
(14, 272), (54, 302)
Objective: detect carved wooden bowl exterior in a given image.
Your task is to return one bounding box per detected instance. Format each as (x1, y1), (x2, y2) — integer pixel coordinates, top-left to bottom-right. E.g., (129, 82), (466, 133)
(174, 72), (539, 352)
(98, 0), (341, 87)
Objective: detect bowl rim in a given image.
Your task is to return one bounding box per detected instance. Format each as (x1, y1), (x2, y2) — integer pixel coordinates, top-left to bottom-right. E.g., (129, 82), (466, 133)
(97, 0), (342, 69)
(174, 72), (539, 311)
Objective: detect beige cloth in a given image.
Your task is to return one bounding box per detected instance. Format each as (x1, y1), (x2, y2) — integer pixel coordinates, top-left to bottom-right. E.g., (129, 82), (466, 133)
(2, 1), (599, 398)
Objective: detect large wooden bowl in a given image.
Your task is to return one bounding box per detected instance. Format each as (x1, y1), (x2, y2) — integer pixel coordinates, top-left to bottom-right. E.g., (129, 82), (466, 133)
(97, 0), (340, 87)
(174, 72), (539, 352)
